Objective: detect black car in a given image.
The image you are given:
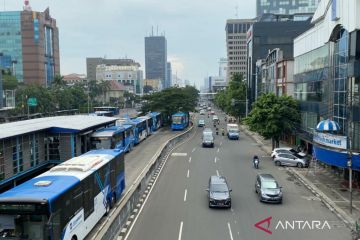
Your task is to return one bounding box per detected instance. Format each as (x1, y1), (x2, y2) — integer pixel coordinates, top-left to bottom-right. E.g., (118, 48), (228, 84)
(206, 176), (232, 208)
(255, 174), (283, 203)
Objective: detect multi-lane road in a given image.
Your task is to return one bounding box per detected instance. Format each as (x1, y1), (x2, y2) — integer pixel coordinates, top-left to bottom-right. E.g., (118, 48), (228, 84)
(125, 109), (352, 240)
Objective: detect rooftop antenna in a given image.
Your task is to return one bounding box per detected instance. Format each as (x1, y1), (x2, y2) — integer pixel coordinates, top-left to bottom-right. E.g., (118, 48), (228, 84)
(151, 26), (154, 36)
(235, 5), (239, 18)
(157, 25), (159, 36)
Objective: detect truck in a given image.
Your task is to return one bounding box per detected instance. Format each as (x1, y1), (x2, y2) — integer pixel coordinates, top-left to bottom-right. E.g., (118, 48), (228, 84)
(226, 123), (239, 140)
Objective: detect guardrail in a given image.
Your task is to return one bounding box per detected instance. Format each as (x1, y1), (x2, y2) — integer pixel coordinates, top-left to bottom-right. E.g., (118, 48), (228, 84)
(88, 126), (195, 240)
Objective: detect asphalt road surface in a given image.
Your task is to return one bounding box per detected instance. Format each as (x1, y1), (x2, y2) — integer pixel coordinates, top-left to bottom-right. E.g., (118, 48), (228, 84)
(125, 109), (352, 240)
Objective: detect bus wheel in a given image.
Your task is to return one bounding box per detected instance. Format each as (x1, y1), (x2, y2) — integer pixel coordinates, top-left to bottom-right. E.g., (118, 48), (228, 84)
(111, 193), (116, 208)
(105, 201), (110, 216)
(71, 235), (77, 240)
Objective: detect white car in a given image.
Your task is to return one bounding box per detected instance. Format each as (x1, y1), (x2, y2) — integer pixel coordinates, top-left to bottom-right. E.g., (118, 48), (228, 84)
(271, 147), (306, 158)
(200, 110), (205, 115)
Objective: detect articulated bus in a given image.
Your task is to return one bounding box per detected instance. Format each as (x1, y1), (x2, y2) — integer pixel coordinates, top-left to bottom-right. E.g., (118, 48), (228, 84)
(90, 125), (135, 152)
(93, 106), (120, 116)
(137, 116), (153, 135)
(171, 112), (189, 130)
(0, 149), (125, 240)
(117, 118), (149, 145)
(148, 112), (162, 131)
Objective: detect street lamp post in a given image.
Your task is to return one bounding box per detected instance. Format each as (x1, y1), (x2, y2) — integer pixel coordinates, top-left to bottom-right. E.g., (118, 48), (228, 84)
(347, 76), (354, 214)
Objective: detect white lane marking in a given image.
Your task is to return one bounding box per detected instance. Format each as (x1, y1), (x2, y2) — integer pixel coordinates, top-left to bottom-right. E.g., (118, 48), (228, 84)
(220, 141), (223, 146)
(189, 157), (192, 163)
(216, 170), (220, 176)
(217, 148), (220, 153)
(184, 189), (187, 202)
(187, 169), (190, 178)
(178, 221), (184, 240)
(172, 153), (188, 157)
(214, 157), (217, 163)
(228, 222), (234, 240)
(192, 148), (196, 152)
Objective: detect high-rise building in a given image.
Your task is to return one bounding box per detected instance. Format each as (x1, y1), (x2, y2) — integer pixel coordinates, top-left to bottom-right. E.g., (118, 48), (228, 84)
(166, 62), (172, 88)
(87, 58), (143, 95)
(256, 0), (320, 16)
(0, 1), (59, 86)
(246, 13), (313, 110)
(145, 35), (167, 89)
(225, 19), (255, 81)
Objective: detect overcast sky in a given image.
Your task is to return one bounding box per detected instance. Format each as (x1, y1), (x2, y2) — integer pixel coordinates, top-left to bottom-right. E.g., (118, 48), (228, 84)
(4, 0), (255, 88)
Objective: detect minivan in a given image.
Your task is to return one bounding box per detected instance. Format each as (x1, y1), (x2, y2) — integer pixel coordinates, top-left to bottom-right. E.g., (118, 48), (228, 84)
(206, 175), (232, 208)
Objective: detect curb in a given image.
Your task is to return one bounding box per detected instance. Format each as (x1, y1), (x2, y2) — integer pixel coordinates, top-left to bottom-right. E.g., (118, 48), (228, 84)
(239, 124), (356, 232)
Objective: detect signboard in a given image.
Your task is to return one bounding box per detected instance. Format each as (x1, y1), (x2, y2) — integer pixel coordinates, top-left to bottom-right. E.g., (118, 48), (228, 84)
(313, 132), (347, 150)
(27, 97), (37, 107)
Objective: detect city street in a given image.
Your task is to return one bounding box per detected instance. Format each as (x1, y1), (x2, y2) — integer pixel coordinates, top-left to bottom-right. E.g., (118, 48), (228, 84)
(125, 110), (352, 240)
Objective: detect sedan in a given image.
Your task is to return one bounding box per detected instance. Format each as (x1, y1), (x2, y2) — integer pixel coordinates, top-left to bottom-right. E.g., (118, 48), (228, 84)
(273, 153), (308, 168)
(271, 147), (306, 158)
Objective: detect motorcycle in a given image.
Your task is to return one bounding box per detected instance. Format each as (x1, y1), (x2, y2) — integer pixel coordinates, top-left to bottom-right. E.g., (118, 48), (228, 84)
(221, 130), (225, 136)
(254, 158), (259, 169)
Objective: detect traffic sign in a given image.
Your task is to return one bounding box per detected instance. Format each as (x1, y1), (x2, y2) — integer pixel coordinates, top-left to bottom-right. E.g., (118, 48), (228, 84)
(27, 97), (37, 107)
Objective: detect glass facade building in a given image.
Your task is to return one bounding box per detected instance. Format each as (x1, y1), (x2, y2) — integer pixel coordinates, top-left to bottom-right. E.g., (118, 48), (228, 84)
(256, 0), (320, 16)
(0, 12), (23, 82)
(0, 9), (59, 86)
(145, 36), (167, 89)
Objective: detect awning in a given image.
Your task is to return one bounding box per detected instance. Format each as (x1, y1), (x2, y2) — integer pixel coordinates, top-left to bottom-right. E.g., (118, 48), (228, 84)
(313, 145), (360, 170)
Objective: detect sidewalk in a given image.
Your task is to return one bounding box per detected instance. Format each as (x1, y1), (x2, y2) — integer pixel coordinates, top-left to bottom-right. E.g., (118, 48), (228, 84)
(239, 124), (360, 232)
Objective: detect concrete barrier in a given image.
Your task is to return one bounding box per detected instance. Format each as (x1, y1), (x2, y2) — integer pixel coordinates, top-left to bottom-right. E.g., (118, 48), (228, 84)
(87, 126), (195, 240)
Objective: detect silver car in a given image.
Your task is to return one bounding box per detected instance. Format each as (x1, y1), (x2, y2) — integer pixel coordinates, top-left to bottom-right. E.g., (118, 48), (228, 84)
(273, 153), (308, 168)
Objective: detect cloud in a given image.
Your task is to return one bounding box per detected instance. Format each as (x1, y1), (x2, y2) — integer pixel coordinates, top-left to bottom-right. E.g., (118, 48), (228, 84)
(3, 0), (256, 86)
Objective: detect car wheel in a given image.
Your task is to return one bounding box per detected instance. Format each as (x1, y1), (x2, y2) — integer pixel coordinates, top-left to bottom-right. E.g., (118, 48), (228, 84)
(297, 163), (303, 168)
(275, 161), (281, 166)
(208, 202), (212, 208)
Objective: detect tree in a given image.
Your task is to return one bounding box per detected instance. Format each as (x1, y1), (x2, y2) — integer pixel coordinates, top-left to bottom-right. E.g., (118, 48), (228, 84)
(244, 93), (300, 149)
(214, 73), (247, 119)
(1, 69), (17, 90)
(53, 74), (66, 87)
(141, 86), (199, 125)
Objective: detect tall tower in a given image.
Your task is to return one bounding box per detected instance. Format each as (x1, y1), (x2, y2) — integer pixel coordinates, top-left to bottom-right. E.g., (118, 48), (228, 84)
(23, 0), (32, 11)
(145, 33), (167, 89)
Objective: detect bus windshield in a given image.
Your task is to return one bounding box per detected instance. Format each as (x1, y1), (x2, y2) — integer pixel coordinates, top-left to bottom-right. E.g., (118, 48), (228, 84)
(0, 203), (49, 239)
(91, 137), (112, 149)
(172, 116), (182, 124)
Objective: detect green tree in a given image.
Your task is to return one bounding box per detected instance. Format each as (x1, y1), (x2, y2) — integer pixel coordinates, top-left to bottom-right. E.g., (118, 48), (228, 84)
(1, 69), (17, 90)
(214, 73), (247, 119)
(244, 93), (300, 149)
(53, 74), (66, 87)
(141, 86), (199, 125)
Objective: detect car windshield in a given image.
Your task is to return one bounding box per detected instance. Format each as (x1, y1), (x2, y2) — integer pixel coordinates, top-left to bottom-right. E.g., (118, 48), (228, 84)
(229, 129), (238, 133)
(262, 181), (279, 189)
(210, 183), (228, 192)
(203, 134), (213, 140)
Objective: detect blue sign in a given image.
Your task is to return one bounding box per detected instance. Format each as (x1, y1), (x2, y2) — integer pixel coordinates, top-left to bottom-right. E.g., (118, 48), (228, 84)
(331, 0), (337, 21)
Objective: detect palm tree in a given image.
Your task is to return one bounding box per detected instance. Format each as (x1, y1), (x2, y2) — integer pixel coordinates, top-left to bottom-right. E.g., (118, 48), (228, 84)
(98, 80), (111, 105)
(53, 75), (66, 87)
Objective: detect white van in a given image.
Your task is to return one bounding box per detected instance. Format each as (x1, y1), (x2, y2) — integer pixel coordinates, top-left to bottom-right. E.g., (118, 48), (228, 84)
(226, 124), (239, 140)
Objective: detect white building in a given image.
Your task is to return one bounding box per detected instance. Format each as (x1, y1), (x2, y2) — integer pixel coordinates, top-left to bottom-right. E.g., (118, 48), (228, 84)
(96, 64), (143, 95)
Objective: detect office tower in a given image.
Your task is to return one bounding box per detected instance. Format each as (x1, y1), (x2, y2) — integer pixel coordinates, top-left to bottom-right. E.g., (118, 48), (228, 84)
(225, 19), (255, 81)
(256, 0), (320, 16)
(145, 35), (167, 89)
(0, 1), (59, 86)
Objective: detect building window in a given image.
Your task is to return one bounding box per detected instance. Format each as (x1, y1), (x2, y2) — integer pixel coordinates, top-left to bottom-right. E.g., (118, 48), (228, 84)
(46, 135), (60, 161)
(12, 137), (23, 174)
(30, 134), (39, 167)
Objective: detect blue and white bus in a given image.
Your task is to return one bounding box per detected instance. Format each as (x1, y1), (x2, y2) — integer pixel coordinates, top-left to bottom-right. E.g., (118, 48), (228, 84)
(90, 126), (134, 152)
(148, 112), (162, 131)
(93, 106), (120, 116)
(117, 118), (149, 145)
(137, 116), (153, 135)
(171, 112), (189, 130)
(0, 149), (125, 240)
